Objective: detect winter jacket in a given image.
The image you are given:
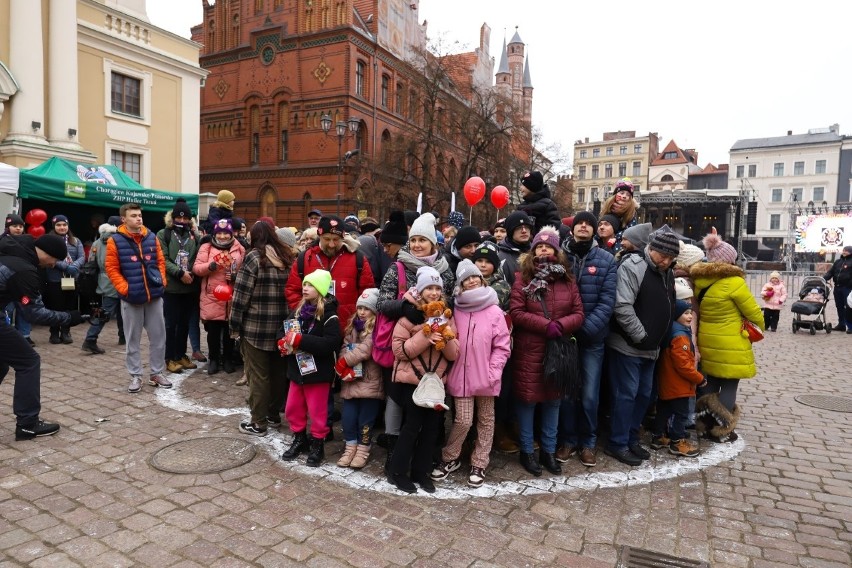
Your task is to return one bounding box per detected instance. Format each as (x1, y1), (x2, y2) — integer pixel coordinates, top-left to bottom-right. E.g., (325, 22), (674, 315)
(657, 322), (704, 400)
(193, 239), (245, 321)
(606, 248), (675, 359)
(285, 298), (341, 385)
(90, 225), (118, 298)
(516, 187), (562, 233)
(496, 238), (529, 287)
(376, 249), (454, 319)
(446, 303), (510, 397)
(340, 328), (384, 400)
(44, 235), (85, 283)
(484, 273), (511, 312)
(203, 205), (233, 235)
(509, 275), (584, 403)
(284, 236), (375, 332)
(761, 280), (788, 310)
(229, 247), (290, 351)
(357, 233), (393, 284)
(391, 315), (459, 386)
(105, 225), (167, 305)
(157, 213), (202, 294)
(823, 255), (852, 287)
(690, 262), (764, 379)
(562, 240), (617, 346)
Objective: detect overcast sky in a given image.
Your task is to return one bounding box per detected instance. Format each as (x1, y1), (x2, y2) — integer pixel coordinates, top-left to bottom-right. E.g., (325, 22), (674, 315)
(146, 0), (851, 174)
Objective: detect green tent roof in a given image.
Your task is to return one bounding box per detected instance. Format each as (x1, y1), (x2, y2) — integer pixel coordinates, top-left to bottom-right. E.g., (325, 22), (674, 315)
(18, 157), (199, 214)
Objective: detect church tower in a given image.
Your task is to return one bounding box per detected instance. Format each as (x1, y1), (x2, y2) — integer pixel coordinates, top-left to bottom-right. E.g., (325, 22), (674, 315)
(497, 27), (533, 132)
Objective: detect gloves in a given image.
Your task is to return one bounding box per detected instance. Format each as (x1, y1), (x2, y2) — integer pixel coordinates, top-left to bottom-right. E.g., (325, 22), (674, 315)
(545, 321), (562, 339)
(67, 310), (87, 327)
(284, 330), (302, 350)
(209, 261), (219, 272)
(401, 302), (421, 324)
(66, 265), (79, 278)
(277, 337), (289, 356)
(335, 357), (356, 381)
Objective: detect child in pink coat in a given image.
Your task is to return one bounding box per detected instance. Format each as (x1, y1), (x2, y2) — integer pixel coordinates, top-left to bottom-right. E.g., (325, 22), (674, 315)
(760, 271), (787, 332)
(431, 260), (510, 488)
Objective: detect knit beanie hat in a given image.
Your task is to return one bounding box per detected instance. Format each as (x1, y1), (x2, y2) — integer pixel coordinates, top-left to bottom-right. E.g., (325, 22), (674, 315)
(4, 213), (24, 228)
(621, 222), (652, 250)
(360, 217), (380, 233)
(453, 225), (481, 250)
(769, 270), (781, 280)
(446, 211), (465, 229)
(676, 243), (705, 268)
(571, 211), (598, 229)
(614, 178), (635, 196)
(172, 198), (192, 222)
(530, 225), (561, 253)
(212, 218), (233, 235)
(521, 170), (544, 193)
(380, 210), (408, 245)
(504, 210), (533, 240)
(674, 299), (692, 320)
(703, 233), (738, 265)
(52, 214), (69, 226)
(303, 269), (332, 297)
(675, 277), (694, 299)
(472, 241), (500, 269)
(216, 190), (235, 209)
(415, 265), (443, 293)
(356, 287), (380, 313)
(317, 216), (345, 237)
(34, 234), (68, 260)
(403, 210), (420, 228)
(276, 227), (297, 249)
(599, 213), (622, 233)
(408, 213), (437, 246)
(455, 259), (483, 287)
(648, 230), (681, 258)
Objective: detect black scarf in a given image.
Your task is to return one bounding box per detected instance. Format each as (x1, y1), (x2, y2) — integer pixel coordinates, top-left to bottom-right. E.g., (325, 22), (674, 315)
(568, 238), (593, 258)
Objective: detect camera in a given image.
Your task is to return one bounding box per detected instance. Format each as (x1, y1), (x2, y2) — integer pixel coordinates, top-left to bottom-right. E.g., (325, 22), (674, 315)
(89, 306), (110, 327)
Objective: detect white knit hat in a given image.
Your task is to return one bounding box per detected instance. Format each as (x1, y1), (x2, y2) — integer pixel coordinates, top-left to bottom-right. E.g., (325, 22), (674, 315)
(408, 212), (437, 246)
(415, 265), (443, 293)
(454, 259), (483, 294)
(675, 277), (694, 300)
(676, 243), (705, 268)
(356, 288), (380, 313)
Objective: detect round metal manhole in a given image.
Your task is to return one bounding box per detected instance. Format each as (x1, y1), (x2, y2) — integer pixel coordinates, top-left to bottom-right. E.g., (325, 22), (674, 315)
(794, 395), (852, 413)
(149, 436), (257, 474)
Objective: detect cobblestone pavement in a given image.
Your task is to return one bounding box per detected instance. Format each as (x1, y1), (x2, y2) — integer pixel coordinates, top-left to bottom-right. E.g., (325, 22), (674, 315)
(0, 314), (850, 567)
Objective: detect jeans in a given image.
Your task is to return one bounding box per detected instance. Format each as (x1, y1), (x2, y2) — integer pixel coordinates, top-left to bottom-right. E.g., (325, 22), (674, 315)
(698, 376), (740, 412)
(559, 341), (605, 449)
(516, 399), (560, 454)
(5, 302), (32, 338)
(0, 320), (41, 425)
(85, 296), (120, 341)
(653, 397), (690, 441)
(607, 349), (655, 450)
(163, 292), (192, 361)
(342, 398), (382, 444)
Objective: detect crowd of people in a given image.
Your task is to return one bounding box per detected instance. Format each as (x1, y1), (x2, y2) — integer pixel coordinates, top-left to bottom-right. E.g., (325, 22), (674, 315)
(1, 176), (776, 494)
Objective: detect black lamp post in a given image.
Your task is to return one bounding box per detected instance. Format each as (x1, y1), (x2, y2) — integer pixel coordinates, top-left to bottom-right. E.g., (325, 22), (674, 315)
(320, 114), (360, 217)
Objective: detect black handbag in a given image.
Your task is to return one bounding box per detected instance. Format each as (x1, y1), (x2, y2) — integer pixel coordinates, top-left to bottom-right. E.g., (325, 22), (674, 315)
(539, 297), (581, 399)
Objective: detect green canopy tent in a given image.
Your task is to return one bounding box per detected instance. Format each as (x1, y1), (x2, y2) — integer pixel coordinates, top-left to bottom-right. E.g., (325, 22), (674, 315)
(18, 157), (198, 214)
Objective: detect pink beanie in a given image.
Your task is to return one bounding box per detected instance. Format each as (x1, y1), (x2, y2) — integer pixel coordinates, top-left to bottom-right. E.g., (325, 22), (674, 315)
(703, 233), (737, 265)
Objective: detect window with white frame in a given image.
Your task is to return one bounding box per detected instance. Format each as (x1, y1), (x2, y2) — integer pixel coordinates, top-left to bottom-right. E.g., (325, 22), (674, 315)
(771, 188), (782, 202)
(620, 146), (627, 155)
(579, 149), (587, 158)
(103, 60), (152, 125)
(634, 144), (642, 153)
(769, 214), (781, 230)
(606, 147), (613, 156)
(111, 150), (141, 182)
(591, 165), (599, 179)
(794, 161), (804, 175)
(355, 60), (365, 96)
(792, 187), (803, 202)
(577, 188), (585, 203)
(578, 166), (586, 180)
(773, 162), (784, 176)
(736, 165), (744, 178)
(618, 162), (627, 177)
(815, 159), (826, 174)
(748, 164), (757, 177)
(604, 163), (612, 178)
(632, 161), (641, 176)
(591, 187), (599, 201)
(593, 148), (600, 157)
(813, 187), (825, 202)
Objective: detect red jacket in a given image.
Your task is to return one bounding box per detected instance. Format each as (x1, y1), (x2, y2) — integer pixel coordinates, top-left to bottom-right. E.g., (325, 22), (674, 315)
(284, 242), (375, 332)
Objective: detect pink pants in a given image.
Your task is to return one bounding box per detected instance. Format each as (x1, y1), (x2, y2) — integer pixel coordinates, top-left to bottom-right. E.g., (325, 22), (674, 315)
(284, 382), (331, 440)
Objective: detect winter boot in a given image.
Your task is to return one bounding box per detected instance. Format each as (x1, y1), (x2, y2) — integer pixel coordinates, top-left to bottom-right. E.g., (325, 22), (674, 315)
(350, 444), (371, 469)
(207, 359), (220, 375)
(519, 451), (542, 477)
(305, 437), (325, 467)
(695, 393), (740, 443)
(383, 434), (398, 474)
(81, 339), (106, 355)
(539, 450), (562, 475)
(60, 327), (73, 344)
(337, 443), (357, 467)
(49, 329), (61, 344)
(281, 431), (309, 460)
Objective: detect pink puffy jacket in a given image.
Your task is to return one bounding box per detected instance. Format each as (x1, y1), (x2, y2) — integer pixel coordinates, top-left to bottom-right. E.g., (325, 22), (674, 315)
(193, 240), (245, 321)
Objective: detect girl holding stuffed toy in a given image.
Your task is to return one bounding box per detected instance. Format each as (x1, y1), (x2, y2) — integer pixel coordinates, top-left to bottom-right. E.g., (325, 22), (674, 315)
(335, 288), (384, 469)
(760, 271), (787, 332)
(386, 266), (459, 494)
(279, 269), (341, 467)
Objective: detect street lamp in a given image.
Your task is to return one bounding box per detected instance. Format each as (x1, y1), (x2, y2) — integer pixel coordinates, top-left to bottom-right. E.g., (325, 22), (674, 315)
(321, 113), (360, 217)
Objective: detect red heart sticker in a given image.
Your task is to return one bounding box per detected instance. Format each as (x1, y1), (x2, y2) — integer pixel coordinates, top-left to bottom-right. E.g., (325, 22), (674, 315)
(20, 296), (30, 305)
(588, 266), (597, 274)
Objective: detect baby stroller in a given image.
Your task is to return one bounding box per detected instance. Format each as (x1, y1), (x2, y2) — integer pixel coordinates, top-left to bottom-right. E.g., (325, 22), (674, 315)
(790, 276), (832, 335)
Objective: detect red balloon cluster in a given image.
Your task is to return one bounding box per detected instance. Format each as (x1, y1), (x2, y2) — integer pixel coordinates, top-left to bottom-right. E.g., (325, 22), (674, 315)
(463, 177), (486, 206)
(27, 225), (46, 237)
(490, 185), (509, 209)
(24, 209), (48, 237)
(213, 284), (233, 301)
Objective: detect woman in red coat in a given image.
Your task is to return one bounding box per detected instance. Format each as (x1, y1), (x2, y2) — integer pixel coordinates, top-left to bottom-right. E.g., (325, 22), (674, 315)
(509, 226), (584, 477)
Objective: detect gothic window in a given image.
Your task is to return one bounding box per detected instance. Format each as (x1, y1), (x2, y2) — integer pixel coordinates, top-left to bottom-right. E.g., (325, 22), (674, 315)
(396, 83), (404, 114)
(356, 60), (365, 96)
(208, 21), (215, 50)
(232, 14), (239, 47)
(255, 0), (263, 14)
(336, 0), (345, 25)
(260, 186), (277, 219)
(321, 0), (329, 28)
(381, 75), (389, 107)
(381, 130), (391, 158)
(279, 102), (289, 163)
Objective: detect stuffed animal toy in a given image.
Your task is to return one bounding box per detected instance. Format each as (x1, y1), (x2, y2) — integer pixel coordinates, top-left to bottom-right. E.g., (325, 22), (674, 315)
(419, 300), (455, 351)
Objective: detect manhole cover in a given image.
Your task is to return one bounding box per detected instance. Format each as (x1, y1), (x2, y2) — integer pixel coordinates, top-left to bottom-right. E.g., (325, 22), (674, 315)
(617, 545), (709, 568)
(794, 395), (852, 413)
(149, 436), (257, 474)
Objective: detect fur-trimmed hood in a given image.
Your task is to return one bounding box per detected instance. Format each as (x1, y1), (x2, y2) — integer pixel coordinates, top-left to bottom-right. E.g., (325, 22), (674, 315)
(98, 223), (118, 241)
(163, 210), (198, 230)
(689, 261), (744, 281)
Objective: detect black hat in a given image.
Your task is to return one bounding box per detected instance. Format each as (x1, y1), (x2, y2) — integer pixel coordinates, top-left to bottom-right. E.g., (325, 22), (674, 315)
(5, 213), (24, 228)
(317, 216), (345, 237)
(403, 210), (420, 228)
(504, 210), (533, 239)
(107, 215), (122, 226)
(172, 198), (192, 220)
(360, 217), (380, 233)
(472, 241), (500, 269)
(34, 234), (68, 260)
(380, 211), (408, 245)
(493, 218), (506, 230)
(453, 225), (481, 250)
(649, 230), (681, 258)
(521, 171), (544, 193)
(231, 217), (245, 232)
(51, 214), (69, 226)
(599, 213), (622, 234)
(572, 211), (598, 229)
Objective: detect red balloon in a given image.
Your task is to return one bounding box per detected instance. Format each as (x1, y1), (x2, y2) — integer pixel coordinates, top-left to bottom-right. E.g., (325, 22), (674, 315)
(25, 209), (47, 226)
(463, 176), (486, 207)
(490, 185), (510, 209)
(213, 283), (233, 301)
(26, 225), (46, 237)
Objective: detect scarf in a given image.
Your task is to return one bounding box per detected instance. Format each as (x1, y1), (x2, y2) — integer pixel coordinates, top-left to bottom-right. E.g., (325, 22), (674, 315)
(264, 245), (285, 269)
(299, 302), (317, 321)
(212, 237), (235, 250)
(397, 249), (450, 275)
(453, 285), (498, 312)
(523, 255), (567, 299)
(568, 238), (593, 258)
(353, 316), (365, 333)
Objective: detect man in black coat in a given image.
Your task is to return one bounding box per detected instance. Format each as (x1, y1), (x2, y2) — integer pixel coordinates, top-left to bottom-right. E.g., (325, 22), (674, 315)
(516, 170), (562, 233)
(823, 245), (852, 331)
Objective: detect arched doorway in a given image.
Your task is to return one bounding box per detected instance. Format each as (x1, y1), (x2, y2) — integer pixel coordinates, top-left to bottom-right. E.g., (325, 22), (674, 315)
(260, 185), (277, 220)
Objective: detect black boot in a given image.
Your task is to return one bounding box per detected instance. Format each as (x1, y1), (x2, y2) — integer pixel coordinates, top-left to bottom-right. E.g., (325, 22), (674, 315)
(520, 451), (542, 477)
(282, 431), (309, 460)
(207, 359), (220, 375)
(305, 437), (325, 467)
(539, 451), (562, 475)
(223, 359), (236, 374)
(383, 434), (398, 474)
(60, 327), (73, 344)
(49, 329), (61, 344)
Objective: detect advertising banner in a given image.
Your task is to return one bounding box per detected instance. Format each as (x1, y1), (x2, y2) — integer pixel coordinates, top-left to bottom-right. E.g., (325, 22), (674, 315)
(795, 213), (852, 253)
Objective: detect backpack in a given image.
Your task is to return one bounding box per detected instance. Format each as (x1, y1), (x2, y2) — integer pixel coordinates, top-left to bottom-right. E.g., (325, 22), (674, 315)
(297, 249), (364, 284)
(372, 261), (405, 368)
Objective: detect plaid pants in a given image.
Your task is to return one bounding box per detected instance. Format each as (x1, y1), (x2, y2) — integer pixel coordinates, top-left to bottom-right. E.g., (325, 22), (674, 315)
(442, 396), (495, 469)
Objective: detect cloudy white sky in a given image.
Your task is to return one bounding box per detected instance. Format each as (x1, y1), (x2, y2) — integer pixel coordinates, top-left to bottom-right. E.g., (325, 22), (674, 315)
(146, 0), (851, 173)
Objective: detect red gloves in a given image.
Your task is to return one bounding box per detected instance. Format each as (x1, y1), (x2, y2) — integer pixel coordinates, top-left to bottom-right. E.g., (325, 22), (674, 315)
(335, 357), (356, 382)
(277, 331), (303, 356)
(277, 337), (288, 356)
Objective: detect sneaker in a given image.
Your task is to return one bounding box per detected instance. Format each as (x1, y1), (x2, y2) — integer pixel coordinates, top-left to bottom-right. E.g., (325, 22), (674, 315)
(604, 446), (642, 467)
(148, 374), (173, 389)
(579, 447), (597, 467)
(81, 340), (106, 355)
(555, 445), (578, 463)
(15, 420), (60, 441)
(166, 360), (184, 373)
(239, 421), (268, 436)
(669, 438), (700, 457)
(266, 415), (282, 428)
(177, 356), (198, 370)
(650, 435), (672, 450)
(235, 374), (248, 386)
(468, 466), (486, 488)
(25, 337), (35, 347)
(128, 375), (142, 393)
(430, 459), (461, 481)
(191, 351), (208, 362)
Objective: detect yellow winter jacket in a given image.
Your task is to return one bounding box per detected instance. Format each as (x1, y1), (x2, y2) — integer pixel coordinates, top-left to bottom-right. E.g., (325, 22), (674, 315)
(690, 262), (764, 379)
